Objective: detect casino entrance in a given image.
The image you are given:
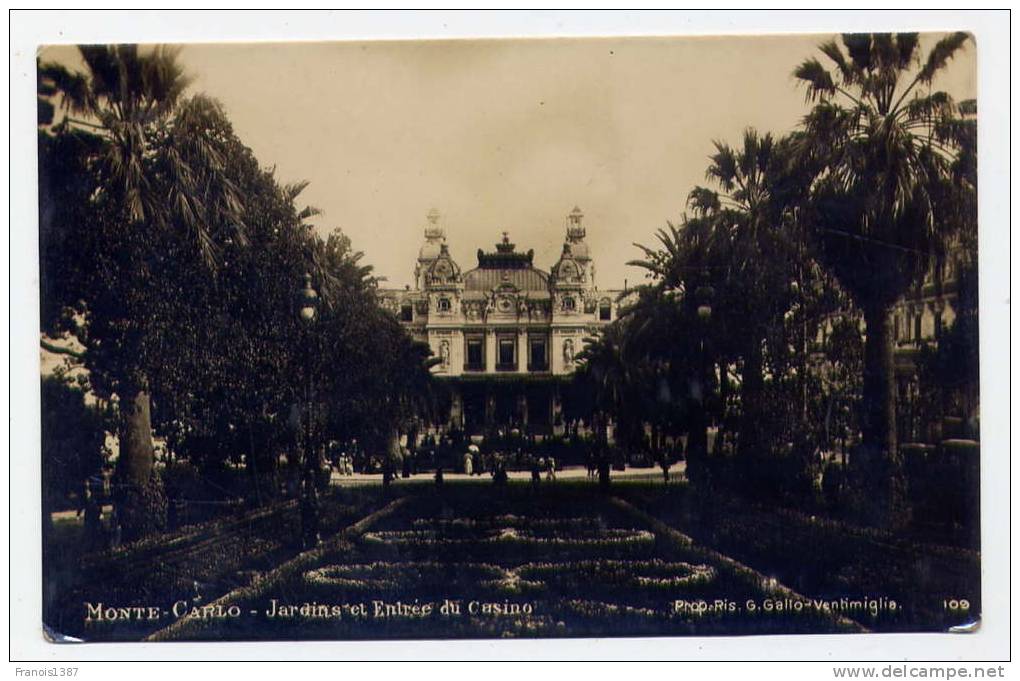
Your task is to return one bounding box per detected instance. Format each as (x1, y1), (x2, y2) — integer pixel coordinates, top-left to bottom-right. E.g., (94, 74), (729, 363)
(451, 378), (559, 437)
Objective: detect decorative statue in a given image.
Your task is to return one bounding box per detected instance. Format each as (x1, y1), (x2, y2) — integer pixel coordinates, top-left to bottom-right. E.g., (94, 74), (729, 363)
(439, 340), (450, 368)
(563, 338), (574, 364)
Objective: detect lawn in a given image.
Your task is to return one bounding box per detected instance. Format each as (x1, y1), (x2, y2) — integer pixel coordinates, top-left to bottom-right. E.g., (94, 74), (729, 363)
(44, 486), (387, 642)
(616, 482), (980, 633)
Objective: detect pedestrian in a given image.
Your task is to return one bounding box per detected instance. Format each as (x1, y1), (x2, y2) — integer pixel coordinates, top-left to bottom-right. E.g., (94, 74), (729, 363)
(463, 451), (474, 476)
(598, 455), (611, 493)
(530, 457), (541, 487)
(493, 461), (508, 487)
(546, 456), (557, 482)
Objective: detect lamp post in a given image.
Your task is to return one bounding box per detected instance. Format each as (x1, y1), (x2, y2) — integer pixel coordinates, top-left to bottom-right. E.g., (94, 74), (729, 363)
(297, 273), (320, 549)
(688, 281), (714, 485)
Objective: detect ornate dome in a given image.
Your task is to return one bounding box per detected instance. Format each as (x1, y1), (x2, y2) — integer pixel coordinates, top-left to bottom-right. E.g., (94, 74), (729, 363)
(550, 243), (586, 286)
(425, 244), (462, 284)
(566, 240), (590, 260)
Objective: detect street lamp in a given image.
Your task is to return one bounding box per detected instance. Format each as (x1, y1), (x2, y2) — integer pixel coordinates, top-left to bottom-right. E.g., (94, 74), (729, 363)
(298, 273), (320, 549)
(688, 281), (714, 484)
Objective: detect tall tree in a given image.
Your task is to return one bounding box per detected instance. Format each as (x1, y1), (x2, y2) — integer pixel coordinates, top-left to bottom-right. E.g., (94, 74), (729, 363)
(686, 130), (804, 466)
(627, 221), (722, 484)
(39, 46), (244, 536)
(792, 32), (975, 525)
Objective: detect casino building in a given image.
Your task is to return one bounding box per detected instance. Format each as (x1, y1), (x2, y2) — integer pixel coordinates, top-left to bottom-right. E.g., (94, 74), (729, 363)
(379, 207), (624, 436)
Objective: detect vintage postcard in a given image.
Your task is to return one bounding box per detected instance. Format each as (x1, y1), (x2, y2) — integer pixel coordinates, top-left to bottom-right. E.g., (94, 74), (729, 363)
(35, 30), (981, 645)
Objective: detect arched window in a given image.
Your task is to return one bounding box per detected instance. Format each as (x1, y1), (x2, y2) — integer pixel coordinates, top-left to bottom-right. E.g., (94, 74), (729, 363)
(437, 297), (451, 312)
(400, 304), (413, 322)
(599, 301), (611, 321)
(562, 296), (576, 312)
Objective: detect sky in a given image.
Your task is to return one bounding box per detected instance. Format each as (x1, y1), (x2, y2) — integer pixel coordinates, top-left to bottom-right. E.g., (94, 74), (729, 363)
(41, 33), (977, 290)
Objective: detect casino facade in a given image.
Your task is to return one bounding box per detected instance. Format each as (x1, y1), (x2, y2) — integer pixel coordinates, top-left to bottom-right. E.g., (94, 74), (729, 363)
(379, 207), (624, 436)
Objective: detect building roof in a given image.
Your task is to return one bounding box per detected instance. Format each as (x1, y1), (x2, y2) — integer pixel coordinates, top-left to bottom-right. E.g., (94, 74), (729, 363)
(462, 233), (551, 292)
(463, 267), (550, 292)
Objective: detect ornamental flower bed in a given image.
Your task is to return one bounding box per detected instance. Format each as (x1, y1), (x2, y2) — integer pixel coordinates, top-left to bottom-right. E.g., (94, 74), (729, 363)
(410, 515), (606, 532)
(359, 526), (656, 562)
(303, 561), (508, 594)
(158, 486), (856, 640)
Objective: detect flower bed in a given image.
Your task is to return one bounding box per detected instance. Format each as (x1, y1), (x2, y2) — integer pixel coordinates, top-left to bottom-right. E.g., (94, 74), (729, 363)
(302, 558), (716, 599)
(363, 526), (654, 546)
(359, 523), (657, 562)
(155, 488), (854, 640)
(411, 514), (605, 531)
(517, 559), (716, 592)
(304, 561), (507, 591)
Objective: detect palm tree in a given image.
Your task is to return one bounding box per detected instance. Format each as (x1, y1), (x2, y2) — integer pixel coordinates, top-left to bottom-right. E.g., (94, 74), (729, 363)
(41, 46), (244, 534)
(793, 33), (975, 524)
(628, 224), (724, 485)
(575, 324), (632, 446)
(686, 130), (803, 464)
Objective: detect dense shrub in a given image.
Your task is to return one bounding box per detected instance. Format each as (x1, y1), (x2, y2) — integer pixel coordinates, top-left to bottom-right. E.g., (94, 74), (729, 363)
(41, 374), (108, 512)
(821, 460), (848, 510)
(906, 440), (979, 547)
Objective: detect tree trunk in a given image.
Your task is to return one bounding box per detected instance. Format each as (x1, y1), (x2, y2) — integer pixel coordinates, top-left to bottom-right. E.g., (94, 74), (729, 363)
(118, 379), (154, 488)
(861, 302), (907, 527)
(116, 376), (166, 539)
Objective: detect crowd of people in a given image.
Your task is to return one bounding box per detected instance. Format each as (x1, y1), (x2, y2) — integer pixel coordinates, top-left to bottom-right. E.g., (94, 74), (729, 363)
(320, 432), (685, 489)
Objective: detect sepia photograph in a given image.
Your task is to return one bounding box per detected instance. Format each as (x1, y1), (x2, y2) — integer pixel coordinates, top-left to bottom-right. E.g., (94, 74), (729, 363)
(23, 14), (998, 655)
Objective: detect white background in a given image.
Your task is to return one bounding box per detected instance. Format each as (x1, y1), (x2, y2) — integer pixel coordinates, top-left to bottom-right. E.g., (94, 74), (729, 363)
(7, 8), (1013, 669)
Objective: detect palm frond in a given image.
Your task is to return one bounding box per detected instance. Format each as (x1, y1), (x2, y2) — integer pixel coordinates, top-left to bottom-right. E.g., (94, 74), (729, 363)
(841, 34), (873, 72)
(918, 32), (971, 85)
(687, 186), (720, 215)
(818, 39), (854, 84)
(894, 33), (920, 69)
(793, 58), (837, 101)
(707, 142), (738, 190)
(38, 62), (92, 114)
